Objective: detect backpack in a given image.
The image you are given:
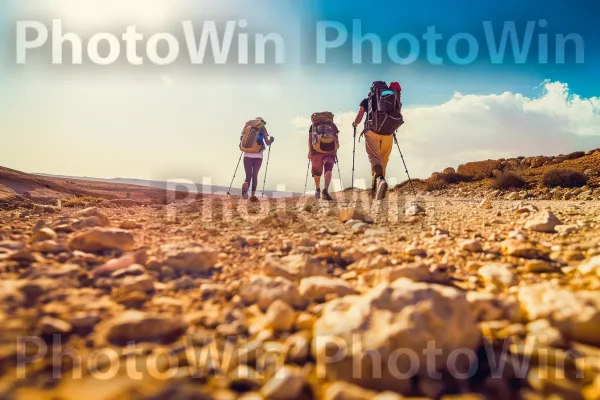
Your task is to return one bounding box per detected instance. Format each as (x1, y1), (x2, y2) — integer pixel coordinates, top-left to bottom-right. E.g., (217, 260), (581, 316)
(310, 112), (339, 154)
(365, 81), (404, 135)
(240, 118), (267, 153)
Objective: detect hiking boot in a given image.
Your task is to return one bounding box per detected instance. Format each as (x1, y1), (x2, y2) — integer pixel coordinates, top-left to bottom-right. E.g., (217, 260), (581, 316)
(249, 196), (259, 203)
(322, 189), (333, 201)
(242, 182), (249, 200)
(375, 177), (388, 200)
(315, 189), (321, 199)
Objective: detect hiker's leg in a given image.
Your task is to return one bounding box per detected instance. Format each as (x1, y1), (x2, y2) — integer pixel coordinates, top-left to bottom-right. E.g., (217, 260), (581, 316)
(380, 135), (394, 177)
(243, 158), (253, 184)
(323, 160), (334, 190)
(251, 159), (262, 194)
(311, 155), (323, 189)
(364, 131), (383, 188)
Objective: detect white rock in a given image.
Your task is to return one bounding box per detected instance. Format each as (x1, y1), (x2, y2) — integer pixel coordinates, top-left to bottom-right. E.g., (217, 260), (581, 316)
(478, 263), (517, 288)
(29, 228), (57, 244)
(260, 366), (306, 399)
(312, 278), (480, 393)
(364, 263), (433, 285)
(299, 277), (359, 302)
(74, 207), (111, 227)
(479, 198), (493, 209)
(555, 224), (579, 236)
(518, 284), (600, 346)
(467, 292), (520, 322)
(262, 300), (296, 332)
(240, 276), (305, 311)
(405, 202), (425, 216)
(577, 256), (600, 276)
(121, 274), (154, 293)
(524, 210), (563, 233)
(262, 254), (327, 281)
(324, 381), (376, 400)
(161, 242), (219, 272)
(38, 316), (73, 335)
(68, 228), (135, 253)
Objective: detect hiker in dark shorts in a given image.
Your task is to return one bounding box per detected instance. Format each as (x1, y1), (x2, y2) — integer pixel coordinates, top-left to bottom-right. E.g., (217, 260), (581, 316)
(242, 121), (274, 200)
(308, 125), (335, 201)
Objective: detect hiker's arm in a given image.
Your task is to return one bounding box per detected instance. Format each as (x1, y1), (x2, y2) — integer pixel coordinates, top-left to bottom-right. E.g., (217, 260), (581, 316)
(354, 106), (365, 127)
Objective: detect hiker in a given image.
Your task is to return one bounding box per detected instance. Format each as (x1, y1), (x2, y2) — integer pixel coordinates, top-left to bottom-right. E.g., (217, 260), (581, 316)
(239, 117), (274, 200)
(353, 81), (404, 200)
(308, 112), (340, 201)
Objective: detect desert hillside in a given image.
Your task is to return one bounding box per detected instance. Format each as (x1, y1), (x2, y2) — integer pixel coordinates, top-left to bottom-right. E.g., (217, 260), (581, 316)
(395, 148), (600, 202)
(1, 150), (600, 399)
(0, 167), (188, 210)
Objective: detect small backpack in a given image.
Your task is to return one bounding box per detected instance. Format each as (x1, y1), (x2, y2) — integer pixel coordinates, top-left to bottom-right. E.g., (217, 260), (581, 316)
(240, 118), (267, 153)
(310, 112), (339, 154)
(366, 81), (404, 135)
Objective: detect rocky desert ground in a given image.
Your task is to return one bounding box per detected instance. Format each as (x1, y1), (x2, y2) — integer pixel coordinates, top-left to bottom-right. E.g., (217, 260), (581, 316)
(0, 150), (599, 400)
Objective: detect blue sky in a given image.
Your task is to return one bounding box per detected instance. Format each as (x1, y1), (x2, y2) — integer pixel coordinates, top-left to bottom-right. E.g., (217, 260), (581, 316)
(0, 0), (598, 192)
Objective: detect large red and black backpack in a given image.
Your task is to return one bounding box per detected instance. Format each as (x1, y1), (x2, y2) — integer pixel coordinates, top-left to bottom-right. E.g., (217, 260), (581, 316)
(365, 81), (404, 135)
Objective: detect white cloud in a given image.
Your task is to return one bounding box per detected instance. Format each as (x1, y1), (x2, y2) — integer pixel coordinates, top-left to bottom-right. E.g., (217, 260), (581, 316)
(292, 81), (600, 182)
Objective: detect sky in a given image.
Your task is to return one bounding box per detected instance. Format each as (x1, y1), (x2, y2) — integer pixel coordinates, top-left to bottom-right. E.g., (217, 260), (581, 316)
(0, 0), (599, 193)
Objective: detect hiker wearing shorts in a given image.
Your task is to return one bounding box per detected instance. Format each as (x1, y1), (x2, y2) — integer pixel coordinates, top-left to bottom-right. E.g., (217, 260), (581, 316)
(308, 125), (335, 201)
(242, 123), (274, 200)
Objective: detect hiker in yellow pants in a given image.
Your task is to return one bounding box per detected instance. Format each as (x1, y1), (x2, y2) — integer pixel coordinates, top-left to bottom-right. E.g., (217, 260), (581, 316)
(353, 98), (392, 200)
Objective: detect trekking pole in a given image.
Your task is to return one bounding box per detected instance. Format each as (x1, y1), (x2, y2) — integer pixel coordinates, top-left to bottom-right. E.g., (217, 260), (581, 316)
(336, 158), (343, 190)
(227, 152), (243, 195)
(351, 125), (357, 189)
(393, 134), (416, 197)
(303, 160), (311, 197)
(261, 145), (272, 198)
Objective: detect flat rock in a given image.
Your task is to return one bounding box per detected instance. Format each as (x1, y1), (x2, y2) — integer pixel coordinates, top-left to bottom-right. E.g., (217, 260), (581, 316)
(262, 300), (296, 332)
(466, 292), (520, 322)
(524, 210), (563, 233)
(518, 284), (600, 345)
(240, 276), (306, 310)
(501, 240), (550, 260)
(260, 365), (306, 399)
(74, 208), (110, 227)
(102, 310), (188, 345)
(478, 263), (517, 288)
(38, 316), (73, 335)
(299, 276), (359, 302)
(364, 263), (433, 285)
(161, 242), (219, 272)
(461, 239), (483, 253)
(29, 228), (57, 244)
(578, 256), (600, 276)
(324, 381), (377, 400)
(68, 228), (135, 253)
(405, 202), (425, 216)
(339, 208), (373, 224)
(262, 254), (327, 281)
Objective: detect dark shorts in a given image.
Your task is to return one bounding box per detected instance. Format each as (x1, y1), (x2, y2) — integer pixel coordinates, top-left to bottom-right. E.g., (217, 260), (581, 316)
(310, 153), (336, 176)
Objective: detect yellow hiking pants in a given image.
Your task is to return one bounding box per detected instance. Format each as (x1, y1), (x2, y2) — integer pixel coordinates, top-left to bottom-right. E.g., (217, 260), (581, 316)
(364, 130), (393, 186)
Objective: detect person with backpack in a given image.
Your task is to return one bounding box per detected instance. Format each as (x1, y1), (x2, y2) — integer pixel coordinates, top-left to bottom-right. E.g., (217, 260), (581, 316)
(308, 112), (340, 201)
(239, 117), (274, 201)
(352, 81), (404, 200)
